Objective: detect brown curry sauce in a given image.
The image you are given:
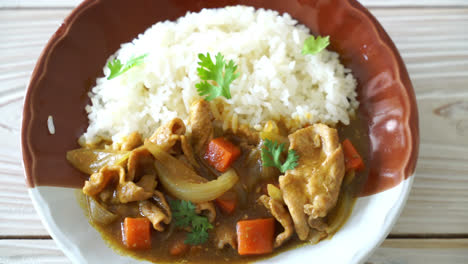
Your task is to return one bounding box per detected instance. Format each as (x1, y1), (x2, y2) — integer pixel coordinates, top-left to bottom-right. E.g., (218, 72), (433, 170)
(75, 115), (369, 264)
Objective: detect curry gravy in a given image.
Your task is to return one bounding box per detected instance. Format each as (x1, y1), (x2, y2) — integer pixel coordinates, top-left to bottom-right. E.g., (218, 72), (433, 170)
(75, 116), (369, 263)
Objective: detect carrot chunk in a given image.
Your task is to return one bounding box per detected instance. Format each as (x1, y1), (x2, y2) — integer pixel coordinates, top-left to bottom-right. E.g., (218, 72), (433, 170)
(169, 238), (189, 256)
(123, 217), (151, 249)
(342, 139), (365, 171)
(215, 191), (237, 214)
(215, 197), (237, 214)
(236, 218), (275, 255)
(204, 137), (241, 172)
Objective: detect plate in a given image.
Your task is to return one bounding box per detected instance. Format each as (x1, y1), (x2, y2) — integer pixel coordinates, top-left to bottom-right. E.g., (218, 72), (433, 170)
(22, 0), (419, 263)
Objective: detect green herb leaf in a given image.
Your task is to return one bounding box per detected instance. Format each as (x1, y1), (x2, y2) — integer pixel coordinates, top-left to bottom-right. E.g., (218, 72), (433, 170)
(261, 138), (299, 173)
(107, 54), (148, 80)
(169, 200), (213, 245)
(170, 200), (196, 228)
(195, 52), (239, 101)
(281, 149), (299, 173)
(185, 227), (210, 245)
(301, 35), (329, 55)
(191, 215), (212, 231)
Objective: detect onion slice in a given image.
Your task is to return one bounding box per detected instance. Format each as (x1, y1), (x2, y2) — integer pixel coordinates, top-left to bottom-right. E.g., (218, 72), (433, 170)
(66, 148), (130, 175)
(145, 141), (238, 203)
(86, 195), (118, 225)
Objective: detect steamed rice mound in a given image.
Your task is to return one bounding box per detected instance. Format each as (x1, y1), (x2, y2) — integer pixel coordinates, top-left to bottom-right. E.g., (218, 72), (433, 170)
(81, 5), (358, 145)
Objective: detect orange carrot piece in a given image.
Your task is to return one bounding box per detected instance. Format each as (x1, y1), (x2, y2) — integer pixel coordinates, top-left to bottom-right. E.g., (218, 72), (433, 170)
(169, 239), (189, 256)
(236, 218), (275, 255)
(123, 217), (151, 249)
(215, 197), (237, 214)
(204, 137), (241, 172)
(342, 139), (365, 171)
(215, 191), (237, 214)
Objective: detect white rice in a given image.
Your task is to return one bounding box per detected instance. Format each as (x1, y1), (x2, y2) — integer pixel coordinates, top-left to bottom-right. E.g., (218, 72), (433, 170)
(47, 115), (55, 135)
(81, 5), (358, 145)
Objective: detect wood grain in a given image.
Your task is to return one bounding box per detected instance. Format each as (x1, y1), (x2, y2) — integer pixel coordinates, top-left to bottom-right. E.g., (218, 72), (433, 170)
(367, 239), (468, 264)
(0, 239), (70, 264)
(0, 3), (467, 263)
(1, 239), (467, 263)
(373, 8), (468, 234)
(0, 9), (71, 236)
(0, 0), (81, 9)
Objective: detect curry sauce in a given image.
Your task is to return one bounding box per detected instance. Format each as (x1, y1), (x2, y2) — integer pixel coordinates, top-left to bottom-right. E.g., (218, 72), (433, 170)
(73, 106), (369, 263)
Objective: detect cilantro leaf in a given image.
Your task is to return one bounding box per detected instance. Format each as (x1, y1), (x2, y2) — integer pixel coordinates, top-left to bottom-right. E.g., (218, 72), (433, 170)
(169, 200), (213, 245)
(261, 140), (284, 169)
(170, 200), (196, 228)
(107, 53), (148, 80)
(191, 215), (212, 231)
(261, 138), (299, 173)
(185, 227), (209, 245)
(195, 52), (239, 101)
(301, 35), (330, 55)
(281, 149), (299, 173)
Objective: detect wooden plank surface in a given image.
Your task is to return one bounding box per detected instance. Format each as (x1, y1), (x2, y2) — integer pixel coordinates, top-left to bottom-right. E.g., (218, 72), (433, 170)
(1, 239), (467, 264)
(0, 9), (71, 236)
(371, 8), (468, 234)
(0, 240), (69, 263)
(1, 1), (468, 263)
(366, 239), (468, 264)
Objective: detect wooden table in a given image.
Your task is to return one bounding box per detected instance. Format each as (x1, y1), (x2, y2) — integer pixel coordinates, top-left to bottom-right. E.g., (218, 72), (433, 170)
(1, 0), (467, 263)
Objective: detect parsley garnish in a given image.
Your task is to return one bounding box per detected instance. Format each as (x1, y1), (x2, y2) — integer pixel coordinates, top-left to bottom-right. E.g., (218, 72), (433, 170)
(301, 35), (330, 55)
(170, 200), (213, 245)
(195, 52), (239, 101)
(107, 54), (148, 80)
(261, 138), (299, 173)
